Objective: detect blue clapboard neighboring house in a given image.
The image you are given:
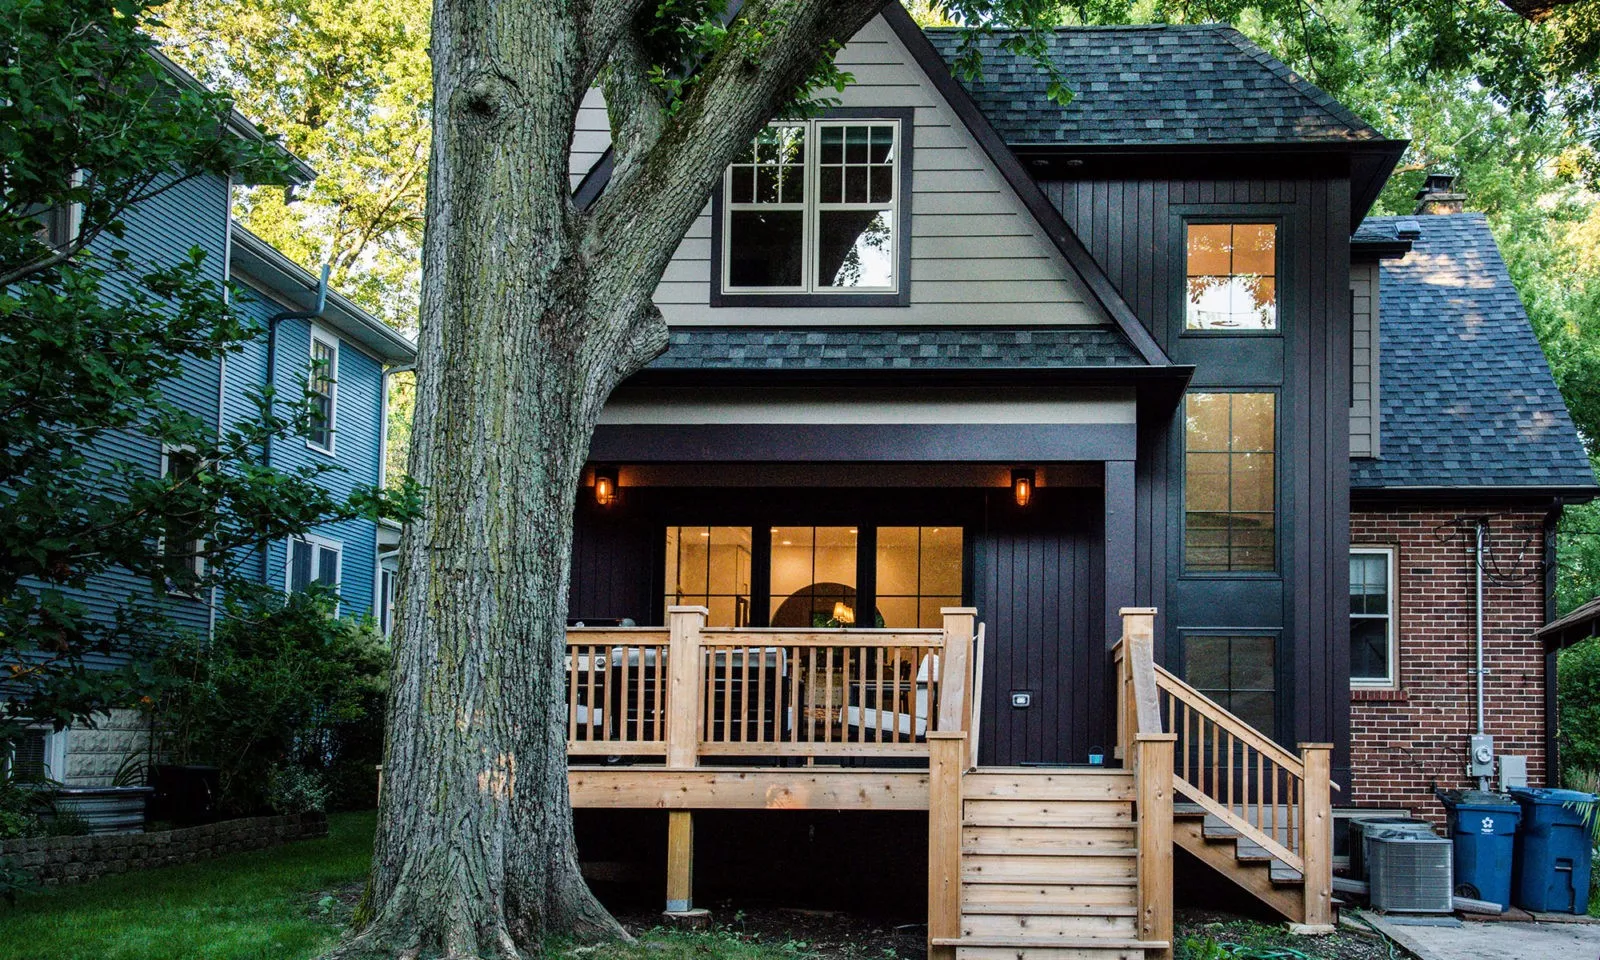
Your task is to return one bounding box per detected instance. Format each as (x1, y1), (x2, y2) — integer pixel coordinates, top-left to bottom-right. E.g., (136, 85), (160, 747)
(14, 55), (414, 788)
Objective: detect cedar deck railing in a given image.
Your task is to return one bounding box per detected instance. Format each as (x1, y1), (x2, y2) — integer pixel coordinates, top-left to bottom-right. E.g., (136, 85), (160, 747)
(1114, 610), (1334, 930)
(566, 606), (980, 766)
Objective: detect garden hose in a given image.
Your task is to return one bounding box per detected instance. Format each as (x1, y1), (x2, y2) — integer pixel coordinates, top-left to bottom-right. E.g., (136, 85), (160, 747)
(1218, 946), (1311, 960)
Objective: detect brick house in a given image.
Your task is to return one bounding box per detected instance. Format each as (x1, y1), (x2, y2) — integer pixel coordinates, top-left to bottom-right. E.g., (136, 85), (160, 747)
(1347, 203), (1595, 820)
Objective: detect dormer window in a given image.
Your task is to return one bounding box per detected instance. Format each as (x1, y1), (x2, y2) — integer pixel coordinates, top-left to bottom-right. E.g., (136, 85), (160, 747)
(715, 112), (913, 305)
(1185, 222), (1278, 331)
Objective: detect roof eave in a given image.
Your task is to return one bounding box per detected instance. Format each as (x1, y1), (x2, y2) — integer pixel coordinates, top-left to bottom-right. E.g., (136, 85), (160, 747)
(229, 225), (416, 362)
(148, 49), (316, 186)
(1351, 483), (1600, 504)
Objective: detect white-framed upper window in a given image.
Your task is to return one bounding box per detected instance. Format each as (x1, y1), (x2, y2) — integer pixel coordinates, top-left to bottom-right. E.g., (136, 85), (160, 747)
(3, 725), (66, 782)
(378, 563), (397, 638)
(307, 327), (339, 455)
(288, 533), (342, 612)
(159, 444), (207, 595)
(1350, 546), (1398, 688)
(722, 118), (903, 295)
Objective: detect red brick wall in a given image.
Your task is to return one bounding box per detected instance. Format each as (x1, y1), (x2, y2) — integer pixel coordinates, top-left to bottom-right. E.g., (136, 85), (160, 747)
(1348, 505), (1551, 818)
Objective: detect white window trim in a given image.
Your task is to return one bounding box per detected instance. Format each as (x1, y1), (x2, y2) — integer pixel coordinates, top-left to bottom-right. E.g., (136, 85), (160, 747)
(159, 443), (207, 595)
(1350, 545), (1399, 689)
(307, 325), (340, 457)
(286, 532), (343, 615)
(720, 118), (903, 296)
(3, 725), (68, 782)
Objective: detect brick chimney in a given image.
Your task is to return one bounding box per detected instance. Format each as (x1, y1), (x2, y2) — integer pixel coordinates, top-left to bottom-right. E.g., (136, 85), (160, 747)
(1414, 172), (1466, 215)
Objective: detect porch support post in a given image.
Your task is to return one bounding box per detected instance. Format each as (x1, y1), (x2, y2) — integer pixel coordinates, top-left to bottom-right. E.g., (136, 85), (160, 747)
(665, 809), (695, 914)
(927, 731), (966, 960)
(1297, 743), (1335, 932)
(666, 605), (707, 769)
(1103, 460), (1137, 644)
(937, 608), (977, 733)
(1135, 732), (1176, 960)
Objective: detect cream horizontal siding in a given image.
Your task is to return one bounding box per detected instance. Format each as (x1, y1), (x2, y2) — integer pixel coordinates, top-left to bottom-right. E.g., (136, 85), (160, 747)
(1349, 262), (1379, 458)
(568, 15), (1107, 327)
(570, 87), (609, 189)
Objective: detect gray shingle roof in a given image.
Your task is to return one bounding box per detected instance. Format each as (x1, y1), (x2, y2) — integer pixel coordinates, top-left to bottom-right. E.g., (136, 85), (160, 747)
(646, 326), (1143, 370)
(923, 25), (1382, 145)
(1352, 214), (1595, 491)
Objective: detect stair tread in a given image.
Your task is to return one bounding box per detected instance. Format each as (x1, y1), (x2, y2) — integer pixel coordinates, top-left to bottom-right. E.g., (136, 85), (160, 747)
(934, 937), (1169, 949)
(962, 846), (1138, 858)
(961, 905), (1139, 918)
(963, 873), (1137, 886)
(964, 818), (1138, 829)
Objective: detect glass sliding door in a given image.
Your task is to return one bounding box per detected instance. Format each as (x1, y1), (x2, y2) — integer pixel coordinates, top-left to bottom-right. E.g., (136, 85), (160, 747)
(875, 526), (963, 627)
(664, 526), (753, 627)
(769, 526), (858, 627)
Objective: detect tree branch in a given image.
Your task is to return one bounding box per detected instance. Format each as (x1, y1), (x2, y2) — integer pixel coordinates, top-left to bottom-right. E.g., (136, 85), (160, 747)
(599, 20), (671, 178)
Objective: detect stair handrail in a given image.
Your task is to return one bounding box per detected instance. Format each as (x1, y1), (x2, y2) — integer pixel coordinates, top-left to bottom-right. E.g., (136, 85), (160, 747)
(1153, 665), (1305, 779)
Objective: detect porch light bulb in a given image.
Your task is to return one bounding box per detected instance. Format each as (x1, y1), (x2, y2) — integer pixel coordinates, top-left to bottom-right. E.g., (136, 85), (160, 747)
(1012, 468), (1035, 508)
(593, 467), (618, 507)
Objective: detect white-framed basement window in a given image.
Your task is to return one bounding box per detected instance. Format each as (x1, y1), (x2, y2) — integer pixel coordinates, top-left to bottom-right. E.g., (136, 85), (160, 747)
(307, 326), (339, 455)
(3, 725), (66, 782)
(721, 118), (904, 295)
(288, 533), (343, 613)
(1350, 546), (1398, 689)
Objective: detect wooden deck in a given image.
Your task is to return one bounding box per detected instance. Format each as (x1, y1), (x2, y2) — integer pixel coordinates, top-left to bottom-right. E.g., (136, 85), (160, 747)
(566, 607), (1334, 960)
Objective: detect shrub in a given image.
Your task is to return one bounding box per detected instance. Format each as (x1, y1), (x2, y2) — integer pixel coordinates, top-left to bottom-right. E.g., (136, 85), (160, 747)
(1559, 635), (1600, 782)
(148, 585), (387, 815)
(0, 779), (45, 841)
(265, 763), (331, 814)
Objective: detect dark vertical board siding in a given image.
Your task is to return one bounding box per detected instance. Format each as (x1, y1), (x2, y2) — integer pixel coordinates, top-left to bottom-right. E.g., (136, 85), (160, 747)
(971, 490), (1104, 766)
(1039, 172), (1353, 764)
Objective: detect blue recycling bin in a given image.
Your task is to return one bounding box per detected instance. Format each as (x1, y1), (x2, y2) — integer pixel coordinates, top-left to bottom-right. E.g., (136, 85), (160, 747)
(1509, 787), (1596, 914)
(1440, 790), (1521, 911)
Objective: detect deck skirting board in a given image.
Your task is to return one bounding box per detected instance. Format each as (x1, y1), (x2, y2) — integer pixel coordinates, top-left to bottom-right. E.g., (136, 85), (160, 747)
(569, 766), (931, 810)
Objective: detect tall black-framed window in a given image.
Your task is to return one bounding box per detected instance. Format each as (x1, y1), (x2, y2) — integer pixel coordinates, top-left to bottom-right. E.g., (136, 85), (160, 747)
(1182, 631), (1279, 737)
(1183, 391), (1277, 573)
(711, 107), (915, 308)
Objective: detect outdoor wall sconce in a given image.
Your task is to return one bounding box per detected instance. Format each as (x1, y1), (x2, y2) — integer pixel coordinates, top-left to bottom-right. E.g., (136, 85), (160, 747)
(593, 466), (618, 507)
(1011, 468), (1035, 507)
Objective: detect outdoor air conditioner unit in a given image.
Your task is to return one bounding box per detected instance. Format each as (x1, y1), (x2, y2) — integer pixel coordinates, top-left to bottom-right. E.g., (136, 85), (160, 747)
(1349, 817), (1436, 879)
(1368, 833), (1454, 913)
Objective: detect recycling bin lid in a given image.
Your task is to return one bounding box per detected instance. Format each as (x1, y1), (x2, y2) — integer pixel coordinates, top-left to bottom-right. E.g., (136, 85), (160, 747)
(1441, 789), (1518, 808)
(1508, 787), (1597, 804)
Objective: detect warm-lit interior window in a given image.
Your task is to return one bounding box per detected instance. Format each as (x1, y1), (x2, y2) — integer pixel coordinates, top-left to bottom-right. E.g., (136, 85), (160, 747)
(1185, 223), (1277, 330)
(1185, 392), (1276, 572)
(1184, 634), (1276, 735)
(875, 526), (963, 628)
(725, 120), (900, 294)
(770, 527), (858, 627)
(664, 526), (752, 627)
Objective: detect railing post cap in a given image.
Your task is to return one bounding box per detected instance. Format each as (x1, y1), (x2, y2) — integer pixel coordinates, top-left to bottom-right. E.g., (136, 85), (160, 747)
(1297, 742), (1335, 751)
(939, 606), (978, 616)
(666, 605), (710, 616)
(1118, 607), (1158, 616)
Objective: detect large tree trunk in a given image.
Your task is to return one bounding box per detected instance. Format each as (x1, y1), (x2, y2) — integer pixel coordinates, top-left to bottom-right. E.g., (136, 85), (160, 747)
(330, 2), (885, 956)
(330, 4), (645, 957)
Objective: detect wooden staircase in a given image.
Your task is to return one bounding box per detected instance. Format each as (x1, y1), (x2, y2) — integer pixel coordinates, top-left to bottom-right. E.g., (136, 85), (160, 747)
(1172, 806), (1308, 923)
(944, 768), (1168, 959)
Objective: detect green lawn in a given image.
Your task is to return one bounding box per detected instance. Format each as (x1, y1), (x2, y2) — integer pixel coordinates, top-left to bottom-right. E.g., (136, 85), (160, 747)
(0, 812), (376, 960)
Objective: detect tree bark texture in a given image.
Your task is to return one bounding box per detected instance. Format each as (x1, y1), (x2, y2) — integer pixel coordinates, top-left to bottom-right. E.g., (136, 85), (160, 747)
(330, 2), (884, 957)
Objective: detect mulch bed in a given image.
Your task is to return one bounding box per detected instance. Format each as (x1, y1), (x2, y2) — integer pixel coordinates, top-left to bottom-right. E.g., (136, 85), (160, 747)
(1176, 909), (1405, 960)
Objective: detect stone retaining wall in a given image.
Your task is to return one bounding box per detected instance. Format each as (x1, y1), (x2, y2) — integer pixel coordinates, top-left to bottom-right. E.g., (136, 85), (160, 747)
(0, 812), (328, 885)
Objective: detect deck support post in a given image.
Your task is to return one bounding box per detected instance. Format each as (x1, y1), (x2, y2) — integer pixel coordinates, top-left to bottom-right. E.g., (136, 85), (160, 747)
(665, 809), (696, 914)
(1135, 732), (1176, 960)
(666, 606), (708, 769)
(927, 731), (965, 960)
(936, 608), (977, 734)
(1298, 743), (1334, 931)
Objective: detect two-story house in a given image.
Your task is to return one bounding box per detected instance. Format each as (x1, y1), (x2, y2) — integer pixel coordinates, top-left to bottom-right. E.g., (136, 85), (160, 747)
(12, 55), (414, 790)
(557, 6), (1596, 941)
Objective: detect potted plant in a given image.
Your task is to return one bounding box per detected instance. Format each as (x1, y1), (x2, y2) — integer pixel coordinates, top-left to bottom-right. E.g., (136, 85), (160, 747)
(47, 754), (153, 835)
